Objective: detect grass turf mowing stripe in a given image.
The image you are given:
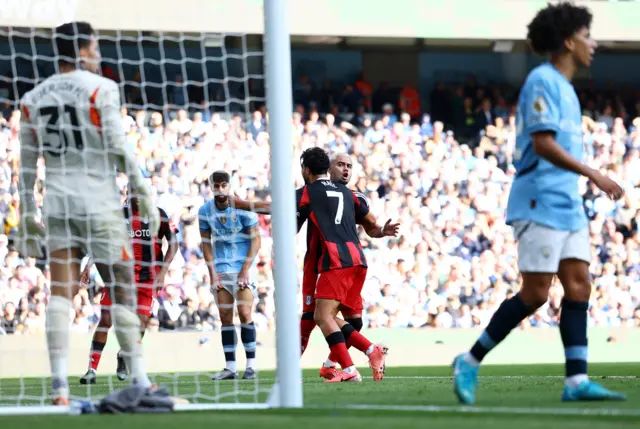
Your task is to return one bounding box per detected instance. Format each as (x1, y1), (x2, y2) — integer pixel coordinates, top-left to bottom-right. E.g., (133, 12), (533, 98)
(322, 404), (640, 417)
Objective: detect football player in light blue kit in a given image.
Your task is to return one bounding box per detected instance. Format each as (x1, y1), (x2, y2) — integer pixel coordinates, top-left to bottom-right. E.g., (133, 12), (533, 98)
(452, 2), (626, 404)
(199, 170), (261, 381)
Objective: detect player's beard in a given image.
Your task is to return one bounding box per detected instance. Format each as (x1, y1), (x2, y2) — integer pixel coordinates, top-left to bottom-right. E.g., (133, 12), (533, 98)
(215, 195), (229, 205)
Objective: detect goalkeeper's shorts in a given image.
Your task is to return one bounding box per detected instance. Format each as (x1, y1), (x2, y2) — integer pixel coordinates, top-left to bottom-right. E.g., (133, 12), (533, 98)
(45, 210), (132, 264)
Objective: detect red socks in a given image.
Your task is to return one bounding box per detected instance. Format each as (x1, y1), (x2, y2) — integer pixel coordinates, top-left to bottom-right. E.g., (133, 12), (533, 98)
(325, 332), (354, 369)
(346, 330), (372, 354)
(300, 318), (316, 355)
(89, 340), (106, 370)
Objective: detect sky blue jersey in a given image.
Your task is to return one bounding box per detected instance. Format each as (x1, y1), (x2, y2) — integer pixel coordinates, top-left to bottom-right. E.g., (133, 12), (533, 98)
(198, 200), (259, 273)
(506, 63), (587, 232)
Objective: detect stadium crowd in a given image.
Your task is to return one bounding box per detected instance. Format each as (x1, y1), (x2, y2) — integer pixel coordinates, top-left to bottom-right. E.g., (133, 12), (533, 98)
(1, 73), (640, 335)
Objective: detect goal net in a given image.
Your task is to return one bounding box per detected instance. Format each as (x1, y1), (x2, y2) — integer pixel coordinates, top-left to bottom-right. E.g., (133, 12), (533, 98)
(0, 0), (301, 415)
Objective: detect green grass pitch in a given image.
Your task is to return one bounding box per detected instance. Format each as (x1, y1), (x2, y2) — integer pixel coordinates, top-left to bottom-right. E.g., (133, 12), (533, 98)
(1, 363), (639, 428)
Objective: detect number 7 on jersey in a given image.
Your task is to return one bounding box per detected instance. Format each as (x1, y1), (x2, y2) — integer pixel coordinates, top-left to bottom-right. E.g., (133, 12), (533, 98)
(326, 191), (343, 224)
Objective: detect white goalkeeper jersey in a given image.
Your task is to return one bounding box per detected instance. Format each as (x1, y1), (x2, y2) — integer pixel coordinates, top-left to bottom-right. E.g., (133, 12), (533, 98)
(19, 70), (127, 217)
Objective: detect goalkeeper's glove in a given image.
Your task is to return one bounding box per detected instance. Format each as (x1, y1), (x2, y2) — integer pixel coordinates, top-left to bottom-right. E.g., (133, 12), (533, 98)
(15, 215), (45, 258)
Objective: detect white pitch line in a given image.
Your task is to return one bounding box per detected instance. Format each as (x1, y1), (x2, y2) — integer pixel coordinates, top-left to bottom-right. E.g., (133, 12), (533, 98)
(316, 404), (640, 417)
(156, 375), (639, 381)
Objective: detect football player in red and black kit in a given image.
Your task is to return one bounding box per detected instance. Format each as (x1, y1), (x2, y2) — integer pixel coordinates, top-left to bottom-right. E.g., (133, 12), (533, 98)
(79, 184), (179, 384)
(296, 147), (388, 383)
(300, 153), (400, 380)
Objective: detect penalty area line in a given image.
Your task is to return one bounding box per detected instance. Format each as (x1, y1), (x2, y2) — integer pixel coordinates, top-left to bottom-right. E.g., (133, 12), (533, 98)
(316, 403), (640, 417)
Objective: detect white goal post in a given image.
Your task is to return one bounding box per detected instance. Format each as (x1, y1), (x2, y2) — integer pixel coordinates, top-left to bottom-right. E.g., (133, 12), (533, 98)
(0, 0), (301, 414)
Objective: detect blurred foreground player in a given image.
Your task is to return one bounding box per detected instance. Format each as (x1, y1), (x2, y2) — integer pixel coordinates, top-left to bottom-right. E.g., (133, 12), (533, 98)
(297, 148), (387, 383)
(199, 171), (261, 380)
(80, 184), (178, 384)
(452, 2), (626, 404)
(17, 21), (158, 404)
(299, 153), (399, 380)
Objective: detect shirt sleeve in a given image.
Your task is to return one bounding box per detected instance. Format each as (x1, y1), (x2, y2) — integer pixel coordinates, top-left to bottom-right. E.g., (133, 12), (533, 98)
(524, 78), (561, 135)
(198, 204), (211, 233)
(296, 186), (310, 232)
(98, 80), (146, 187)
(241, 210), (259, 230)
(158, 208), (176, 241)
(352, 191), (370, 223)
(18, 100), (39, 215)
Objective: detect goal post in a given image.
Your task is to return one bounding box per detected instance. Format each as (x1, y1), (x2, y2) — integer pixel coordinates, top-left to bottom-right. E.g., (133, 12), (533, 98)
(0, 0), (301, 414)
(263, 0), (303, 409)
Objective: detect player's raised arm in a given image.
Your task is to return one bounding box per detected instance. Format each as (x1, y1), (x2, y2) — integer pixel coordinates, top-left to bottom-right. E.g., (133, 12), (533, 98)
(233, 195), (271, 214)
(352, 191), (399, 239)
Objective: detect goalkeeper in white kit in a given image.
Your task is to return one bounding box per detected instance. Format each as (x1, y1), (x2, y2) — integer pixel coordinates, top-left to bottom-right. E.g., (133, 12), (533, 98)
(17, 22), (158, 405)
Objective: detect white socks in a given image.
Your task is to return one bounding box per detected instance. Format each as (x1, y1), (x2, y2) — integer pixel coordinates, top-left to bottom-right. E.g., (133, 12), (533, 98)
(111, 304), (151, 388)
(463, 353), (480, 367)
(323, 359), (337, 368)
(46, 296), (73, 395)
(246, 358), (255, 370)
(565, 374), (589, 389)
(226, 361), (238, 373)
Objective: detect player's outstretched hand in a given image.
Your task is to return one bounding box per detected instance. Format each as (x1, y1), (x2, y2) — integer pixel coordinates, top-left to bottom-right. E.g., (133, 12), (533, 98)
(590, 170), (625, 200)
(15, 215), (45, 258)
(382, 219), (401, 237)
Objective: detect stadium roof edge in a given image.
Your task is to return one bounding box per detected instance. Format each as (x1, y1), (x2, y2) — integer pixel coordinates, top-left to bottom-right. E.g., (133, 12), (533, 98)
(1, 0), (639, 42)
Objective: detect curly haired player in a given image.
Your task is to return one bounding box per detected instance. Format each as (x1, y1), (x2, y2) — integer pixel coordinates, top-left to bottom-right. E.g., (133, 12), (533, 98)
(452, 2), (625, 404)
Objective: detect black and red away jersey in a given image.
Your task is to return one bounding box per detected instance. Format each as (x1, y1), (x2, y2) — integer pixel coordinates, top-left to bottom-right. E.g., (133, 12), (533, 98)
(296, 180), (369, 272)
(124, 206), (177, 283)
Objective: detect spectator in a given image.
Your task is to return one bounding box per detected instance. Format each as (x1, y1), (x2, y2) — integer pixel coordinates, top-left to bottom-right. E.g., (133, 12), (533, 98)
(2, 68), (640, 334)
(1, 302), (18, 334)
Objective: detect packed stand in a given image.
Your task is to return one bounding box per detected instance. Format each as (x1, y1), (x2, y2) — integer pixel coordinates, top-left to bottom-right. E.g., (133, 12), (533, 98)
(1, 72), (640, 335)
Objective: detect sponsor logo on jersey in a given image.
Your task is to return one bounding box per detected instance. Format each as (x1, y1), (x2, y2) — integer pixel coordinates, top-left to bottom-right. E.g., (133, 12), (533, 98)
(215, 227), (243, 236)
(130, 229), (151, 238)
